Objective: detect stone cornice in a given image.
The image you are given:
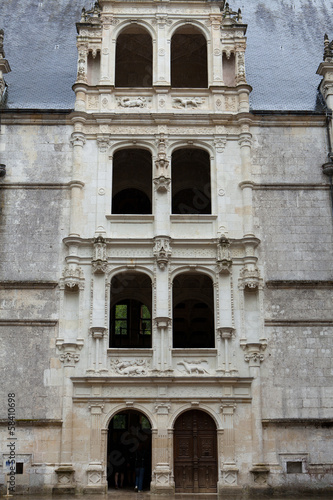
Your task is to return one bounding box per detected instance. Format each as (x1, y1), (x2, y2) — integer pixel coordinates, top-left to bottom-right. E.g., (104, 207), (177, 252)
(0, 109), (325, 128)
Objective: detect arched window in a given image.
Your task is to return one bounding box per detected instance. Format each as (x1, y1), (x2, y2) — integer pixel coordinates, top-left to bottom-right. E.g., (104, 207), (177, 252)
(171, 26), (208, 88)
(173, 272), (214, 348)
(115, 26), (152, 87)
(112, 149), (152, 214)
(110, 272), (152, 348)
(171, 148), (211, 214)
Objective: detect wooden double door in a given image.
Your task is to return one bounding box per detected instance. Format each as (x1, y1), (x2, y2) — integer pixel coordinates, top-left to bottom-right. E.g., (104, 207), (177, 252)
(174, 410), (218, 493)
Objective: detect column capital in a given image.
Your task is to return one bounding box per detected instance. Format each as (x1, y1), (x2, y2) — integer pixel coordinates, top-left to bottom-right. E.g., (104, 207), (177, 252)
(154, 317), (172, 329)
(217, 327), (235, 339)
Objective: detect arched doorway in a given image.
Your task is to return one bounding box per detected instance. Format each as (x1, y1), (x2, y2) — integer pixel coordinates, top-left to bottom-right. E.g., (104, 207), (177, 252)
(107, 410), (152, 491)
(174, 410), (218, 493)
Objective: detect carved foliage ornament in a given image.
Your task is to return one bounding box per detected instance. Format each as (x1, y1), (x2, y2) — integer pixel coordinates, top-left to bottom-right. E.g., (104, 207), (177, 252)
(59, 352), (80, 365)
(239, 265), (263, 290)
(60, 264), (85, 291)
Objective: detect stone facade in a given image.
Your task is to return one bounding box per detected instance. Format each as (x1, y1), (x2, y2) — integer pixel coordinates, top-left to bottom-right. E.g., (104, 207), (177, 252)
(0, 0), (332, 496)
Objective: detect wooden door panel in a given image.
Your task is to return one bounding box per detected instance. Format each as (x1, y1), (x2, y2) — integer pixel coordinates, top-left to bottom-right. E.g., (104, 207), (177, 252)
(174, 465), (194, 492)
(174, 410), (217, 493)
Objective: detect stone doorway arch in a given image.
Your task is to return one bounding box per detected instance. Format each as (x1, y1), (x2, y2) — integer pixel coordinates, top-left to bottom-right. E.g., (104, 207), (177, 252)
(174, 409), (218, 493)
(107, 410), (152, 492)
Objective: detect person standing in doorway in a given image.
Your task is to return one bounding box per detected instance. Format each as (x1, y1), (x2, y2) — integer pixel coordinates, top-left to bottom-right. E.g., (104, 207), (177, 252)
(134, 444), (145, 492)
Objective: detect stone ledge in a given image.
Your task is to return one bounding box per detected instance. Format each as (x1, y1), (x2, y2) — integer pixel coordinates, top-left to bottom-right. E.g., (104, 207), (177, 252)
(266, 280), (333, 289)
(0, 281), (58, 289)
(0, 419), (62, 427)
(262, 419), (333, 428)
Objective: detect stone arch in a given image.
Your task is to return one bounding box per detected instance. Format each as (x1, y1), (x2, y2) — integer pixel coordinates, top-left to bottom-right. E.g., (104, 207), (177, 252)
(110, 271), (152, 349)
(115, 24), (154, 87)
(171, 147), (211, 214)
(111, 147), (152, 214)
(168, 404), (221, 430)
(106, 407), (153, 491)
(173, 408), (218, 493)
(170, 24), (208, 88)
(172, 271), (215, 348)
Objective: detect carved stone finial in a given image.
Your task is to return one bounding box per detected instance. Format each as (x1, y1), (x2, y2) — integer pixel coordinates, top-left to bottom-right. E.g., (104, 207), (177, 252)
(324, 34), (333, 62)
(0, 29), (5, 58)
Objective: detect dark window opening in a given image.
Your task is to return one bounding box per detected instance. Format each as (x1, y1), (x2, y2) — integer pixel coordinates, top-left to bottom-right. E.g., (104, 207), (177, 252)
(173, 273), (214, 348)
(115, 28), (152, 87)
(112, 149), (152, 215)
(286, 462), (303, 474)
(110, 273), (152, 349)
(171, 28), (208, 88)
(16, 463), (23, 474)
(172, 149), (211, 214)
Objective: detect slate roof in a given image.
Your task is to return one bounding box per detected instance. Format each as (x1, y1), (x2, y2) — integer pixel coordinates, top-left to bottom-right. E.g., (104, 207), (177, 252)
(0, 0), (332, 111)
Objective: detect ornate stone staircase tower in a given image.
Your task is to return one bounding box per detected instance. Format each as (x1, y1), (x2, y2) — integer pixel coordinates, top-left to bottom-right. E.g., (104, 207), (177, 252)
(57, 0), (267, 494)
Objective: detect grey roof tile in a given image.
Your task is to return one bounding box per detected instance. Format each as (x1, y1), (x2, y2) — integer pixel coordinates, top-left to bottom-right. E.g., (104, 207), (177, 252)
(0, 0), (332, 111)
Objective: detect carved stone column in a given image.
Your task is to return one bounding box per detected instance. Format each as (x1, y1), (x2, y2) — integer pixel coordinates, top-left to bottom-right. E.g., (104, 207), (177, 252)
(53, 342), (83, 494)
(154, 317), (172, 373)
(100, 19), (111, 83)
(69, 130), (86, 237)
(242, 342), (269, 482)
(84, 403), (107, 493)
(95, 137), (111, 235)
(151, 403), (174, 494)
(210, 15), (223, 85)
(238, 124), (254, 238)
(217, 328), (237, 376)
(154, 135), (171, 235)
(220, 403), (238, 489)
(154, 11), (170, 85)
(88, 327), (108, 374)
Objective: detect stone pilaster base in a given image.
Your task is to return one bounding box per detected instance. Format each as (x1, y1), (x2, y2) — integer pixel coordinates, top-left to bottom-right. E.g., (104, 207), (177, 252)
(53, 466), (76, 495)
(150, 467), (175, 495)
(83, 463), (107, 494)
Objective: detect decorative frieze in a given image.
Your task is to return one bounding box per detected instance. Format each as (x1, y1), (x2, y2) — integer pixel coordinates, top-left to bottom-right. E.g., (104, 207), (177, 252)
(111, 359), (148, 375)
(116, 96), (151, 108)
(177, 360), (210, 375)
(172, 97), (205, 109)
